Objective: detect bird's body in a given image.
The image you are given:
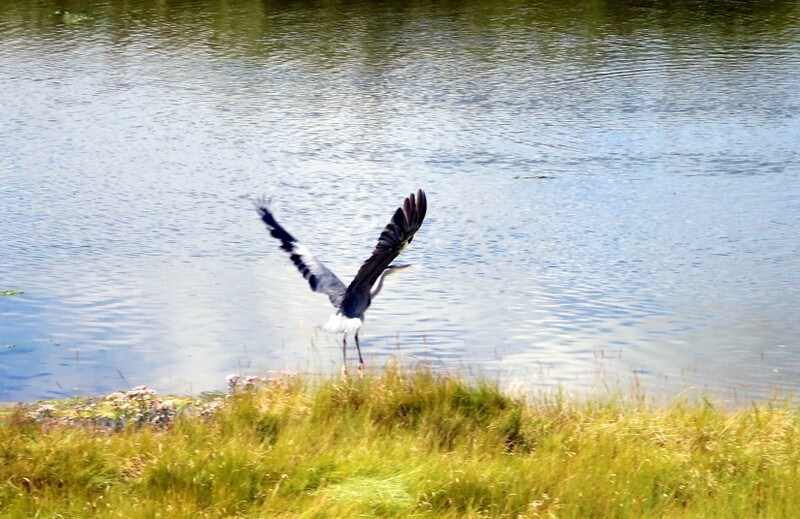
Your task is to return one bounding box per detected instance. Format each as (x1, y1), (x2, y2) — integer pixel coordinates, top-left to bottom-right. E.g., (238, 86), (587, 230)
(257, 190), (427, 375)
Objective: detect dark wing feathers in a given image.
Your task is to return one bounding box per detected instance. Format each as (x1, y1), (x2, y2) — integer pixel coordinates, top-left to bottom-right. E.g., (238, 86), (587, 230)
(341, 190), (427, 310)
(255, 190), (427, 315)
(256, 199), (347, 307)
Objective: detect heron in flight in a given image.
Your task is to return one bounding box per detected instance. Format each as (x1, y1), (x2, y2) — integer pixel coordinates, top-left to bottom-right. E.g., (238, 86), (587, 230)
(256, 190), (427, 376)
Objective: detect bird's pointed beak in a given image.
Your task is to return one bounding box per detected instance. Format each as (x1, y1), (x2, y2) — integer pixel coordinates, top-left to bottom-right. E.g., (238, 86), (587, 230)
(387, 263), (412, 272)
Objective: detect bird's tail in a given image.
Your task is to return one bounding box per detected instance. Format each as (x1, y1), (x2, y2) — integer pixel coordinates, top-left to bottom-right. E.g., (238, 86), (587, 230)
(321, 313), (363, 334)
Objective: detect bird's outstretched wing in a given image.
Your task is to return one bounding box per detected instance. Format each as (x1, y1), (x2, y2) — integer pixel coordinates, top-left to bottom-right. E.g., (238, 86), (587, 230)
(256, 199), (347, 307)
(340, 190), (427, 314)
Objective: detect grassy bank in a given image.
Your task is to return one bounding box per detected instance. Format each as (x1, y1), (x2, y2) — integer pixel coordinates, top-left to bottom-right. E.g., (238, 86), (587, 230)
(1, 367), (799, 518)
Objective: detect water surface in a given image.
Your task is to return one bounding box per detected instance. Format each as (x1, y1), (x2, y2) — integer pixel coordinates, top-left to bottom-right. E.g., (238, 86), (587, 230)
(1, 0), (799, 402)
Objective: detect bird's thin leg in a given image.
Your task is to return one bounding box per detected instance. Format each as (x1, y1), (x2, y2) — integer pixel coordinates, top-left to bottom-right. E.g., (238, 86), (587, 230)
(341, 333), (348, 379)
(355, 329), (365, 378)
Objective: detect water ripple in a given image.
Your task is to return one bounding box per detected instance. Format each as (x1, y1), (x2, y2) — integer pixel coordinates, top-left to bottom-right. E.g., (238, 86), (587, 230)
(2, 0), (800, 402)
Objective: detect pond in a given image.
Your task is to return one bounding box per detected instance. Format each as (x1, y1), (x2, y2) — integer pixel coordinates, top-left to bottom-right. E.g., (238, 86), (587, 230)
(1, 0), (799, 403)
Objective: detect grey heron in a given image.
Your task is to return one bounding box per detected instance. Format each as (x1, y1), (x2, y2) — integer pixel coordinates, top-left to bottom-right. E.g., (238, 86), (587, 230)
(256, 190), (427, 376)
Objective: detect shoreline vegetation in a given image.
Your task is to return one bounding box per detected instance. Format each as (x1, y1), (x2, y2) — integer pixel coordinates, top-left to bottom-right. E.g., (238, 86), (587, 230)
(1, 366), (799, 518)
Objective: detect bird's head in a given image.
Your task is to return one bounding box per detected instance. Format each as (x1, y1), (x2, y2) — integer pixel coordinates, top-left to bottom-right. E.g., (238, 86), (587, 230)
(385, 263), (411, 275)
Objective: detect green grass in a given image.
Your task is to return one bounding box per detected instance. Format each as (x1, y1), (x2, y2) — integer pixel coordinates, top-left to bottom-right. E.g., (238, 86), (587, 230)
(1, 366), (799, 518)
